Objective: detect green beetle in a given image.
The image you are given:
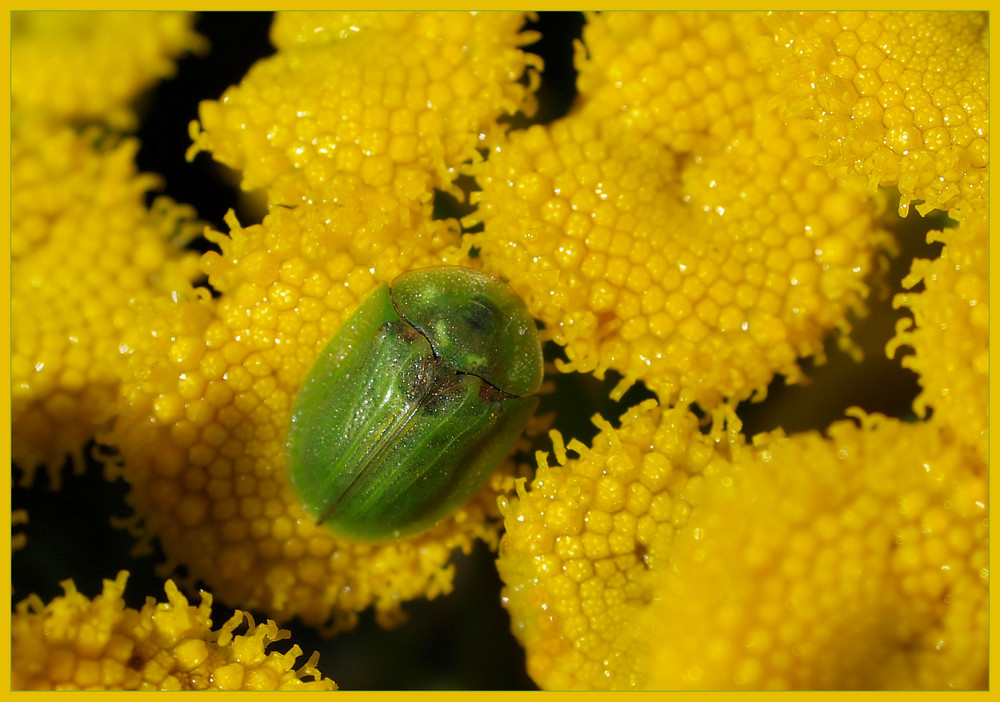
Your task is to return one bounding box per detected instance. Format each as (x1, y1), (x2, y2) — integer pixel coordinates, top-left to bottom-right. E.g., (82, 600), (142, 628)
(286, 266), (543, 542)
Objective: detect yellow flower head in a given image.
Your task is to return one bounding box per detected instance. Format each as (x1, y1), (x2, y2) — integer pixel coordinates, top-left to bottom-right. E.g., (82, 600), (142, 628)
(188, 11), (540, 207)
(574, 11), (771, 153)
(482, 12), (987, 691)
(98, 11), (549, 633)
(644, 413), (987, 690)
(466, 12), (889, 408)
(12, 571), (335, 690)
(11, 11), (204, 129)
(11, 123), (201, 485)
(760, 11), (989, 219)
(888, 212), (988, 457)
(104, 177), (530, 631)
(497, 400), (736, 689)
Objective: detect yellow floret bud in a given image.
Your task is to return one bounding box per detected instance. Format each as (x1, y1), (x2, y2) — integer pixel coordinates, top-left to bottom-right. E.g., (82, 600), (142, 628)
(11, 571), (335, 690)
(12, 510), (30, 551)
(644, 414), (987, 690)
(497, 400), (735, 689)
(11, 123), (202, 485)
(188, 11), (540, 208)
(759, 11), (988, 218)
(11, 11), (204, 129)
(887, 212), (988, 459)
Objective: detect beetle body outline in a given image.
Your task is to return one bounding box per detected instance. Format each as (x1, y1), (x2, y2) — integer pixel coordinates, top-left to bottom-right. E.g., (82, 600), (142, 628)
(287, 266), (543, 542)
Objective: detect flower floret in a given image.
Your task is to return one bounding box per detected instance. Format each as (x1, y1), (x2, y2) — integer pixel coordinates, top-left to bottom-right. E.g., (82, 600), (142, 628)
(11, 11), (203, 128)
(105, 186), (519, 631)
(189, 11), (540, 208)
(11, 123), (201, 485)
(887, 212), (988, 457)
(644, 413), (987, 690)
(760, 11), (988, 218)
(497, 400), (735, 689)
(11, 571), (336, 690)
(467, 103), (886, 408)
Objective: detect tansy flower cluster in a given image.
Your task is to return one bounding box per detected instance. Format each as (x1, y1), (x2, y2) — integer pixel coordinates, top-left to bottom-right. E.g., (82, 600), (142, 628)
(484, 10), (987, 690)
(12, 571), (334, 690)
(10, 11), (339, 689)
(760, 11), (988, 219)
(10, 12), (206, 486)
(10, 11), (988, 690)
(11, 11), (205, 130)
(888, 213), (989, 460)
(188, 11), (541, 208)
(498, 400), (736, 689)
(104, 11), (542, 636)
(11, 122), (201, 485)
(643, 412), (987, 690)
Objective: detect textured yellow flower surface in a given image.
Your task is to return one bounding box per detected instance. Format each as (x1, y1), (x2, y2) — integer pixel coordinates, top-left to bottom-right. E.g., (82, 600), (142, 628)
(497, 400), (736, 689)
(501, 406), (989, 690)
(11, 122), (201, 485)
(467, 12), (889, 409)
(189, 11), (540, 207)
(644, 413), (987, 690)
(490, 11), (988, 691)
(889, 212), (989, 459)
(467, 111), (884, 409)
(96, 11), (547, 635)
(10, 11), (989, 690)
(12, 571), (335, 690)
(573, 12), (770, 153)
(760, 11), (989, 219)
(106, 190), (520, 632)
(11, 11), (203, 129)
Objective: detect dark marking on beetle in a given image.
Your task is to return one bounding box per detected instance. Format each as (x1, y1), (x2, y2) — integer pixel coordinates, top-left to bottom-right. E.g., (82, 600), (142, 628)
(421, 375), (468, 414)
(477, 380), (506, 404)
(404, 352), (437, 404)
(384, 320), (421, 345)
(463, 295), (501, 333)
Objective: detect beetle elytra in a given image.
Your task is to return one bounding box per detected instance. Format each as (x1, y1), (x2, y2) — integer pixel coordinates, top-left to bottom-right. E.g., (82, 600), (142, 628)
(286, 266), (543, 542)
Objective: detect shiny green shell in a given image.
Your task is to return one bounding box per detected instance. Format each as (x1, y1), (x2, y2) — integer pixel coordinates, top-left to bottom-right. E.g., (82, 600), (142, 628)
(286, 266), (543, 542)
